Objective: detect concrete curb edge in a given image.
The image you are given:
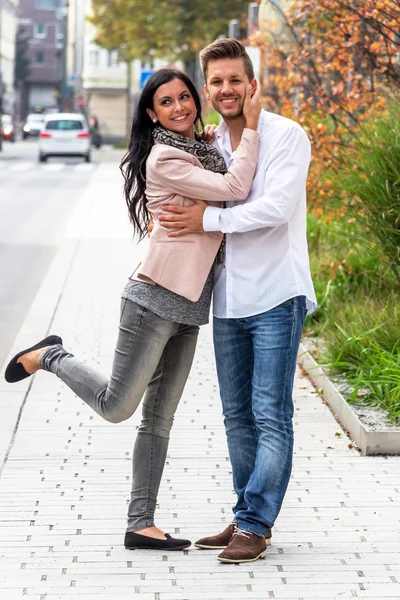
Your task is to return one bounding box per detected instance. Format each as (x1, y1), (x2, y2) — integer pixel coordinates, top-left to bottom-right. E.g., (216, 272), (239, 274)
(298, 342), (400, 455)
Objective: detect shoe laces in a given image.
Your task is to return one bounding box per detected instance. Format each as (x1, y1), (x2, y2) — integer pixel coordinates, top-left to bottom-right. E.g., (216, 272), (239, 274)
(233, 527), (251, 540)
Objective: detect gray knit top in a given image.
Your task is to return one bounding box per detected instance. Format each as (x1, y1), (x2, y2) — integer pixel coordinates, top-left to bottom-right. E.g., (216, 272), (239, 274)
(121, 268), (214, 326)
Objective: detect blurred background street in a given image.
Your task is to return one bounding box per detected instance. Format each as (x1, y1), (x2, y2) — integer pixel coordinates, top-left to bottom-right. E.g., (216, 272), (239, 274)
(0, 136), (106, 370)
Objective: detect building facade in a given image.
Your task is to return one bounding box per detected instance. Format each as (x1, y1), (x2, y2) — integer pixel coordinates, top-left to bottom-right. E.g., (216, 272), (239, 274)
(67, 0), (180, 141)
(0, 0), (19, 117)
(18, 0), (67, 118)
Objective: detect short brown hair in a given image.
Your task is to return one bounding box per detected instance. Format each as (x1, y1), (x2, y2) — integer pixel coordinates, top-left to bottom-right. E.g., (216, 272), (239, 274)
(200, 38), (255, 82)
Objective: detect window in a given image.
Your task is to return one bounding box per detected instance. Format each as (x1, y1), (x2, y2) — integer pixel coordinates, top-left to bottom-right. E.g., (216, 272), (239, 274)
(89, 50), (99, 67)
(46, 119), (84, 130)
(34, 23), (46, 38)
(107, 51), (118, 68)
(35, 0), (62, 10)
(35, 51), (45, 65)
(56, 25), (64, 40)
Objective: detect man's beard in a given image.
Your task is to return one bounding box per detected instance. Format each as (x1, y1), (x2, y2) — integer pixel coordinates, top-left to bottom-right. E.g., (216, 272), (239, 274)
(215, 102), (244, 120)
(221, 108), (243, 120)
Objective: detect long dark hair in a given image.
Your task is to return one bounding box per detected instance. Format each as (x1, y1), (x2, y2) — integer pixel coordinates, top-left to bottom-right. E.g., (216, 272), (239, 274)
(120, 68), (204, 238)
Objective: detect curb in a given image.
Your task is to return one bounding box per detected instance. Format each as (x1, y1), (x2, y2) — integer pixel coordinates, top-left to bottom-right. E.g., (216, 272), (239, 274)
(298, 342), (400, 455)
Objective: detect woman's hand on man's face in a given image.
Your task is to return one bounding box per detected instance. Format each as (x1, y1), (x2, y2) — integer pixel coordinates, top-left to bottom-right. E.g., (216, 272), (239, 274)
(243, 80), (261, 130)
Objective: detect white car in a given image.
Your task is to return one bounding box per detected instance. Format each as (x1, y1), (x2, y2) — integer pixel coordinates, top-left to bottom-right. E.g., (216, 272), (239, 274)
(38, 113), (91, 163)
(23, 113), (44, 138)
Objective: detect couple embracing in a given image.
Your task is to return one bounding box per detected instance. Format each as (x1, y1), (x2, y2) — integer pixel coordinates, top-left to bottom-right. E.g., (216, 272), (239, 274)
(5, 39), (316, 564)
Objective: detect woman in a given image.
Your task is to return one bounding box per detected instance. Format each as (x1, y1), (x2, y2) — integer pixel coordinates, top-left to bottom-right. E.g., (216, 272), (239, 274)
(5, 69), (260, 551)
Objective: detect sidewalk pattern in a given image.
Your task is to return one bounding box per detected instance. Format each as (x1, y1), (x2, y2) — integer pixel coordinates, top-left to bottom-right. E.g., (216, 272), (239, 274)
(0, 162), (399, 600)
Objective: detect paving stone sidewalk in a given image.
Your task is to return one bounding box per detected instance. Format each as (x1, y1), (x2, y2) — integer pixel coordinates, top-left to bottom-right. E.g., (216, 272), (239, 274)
(0, 161), (399, 600)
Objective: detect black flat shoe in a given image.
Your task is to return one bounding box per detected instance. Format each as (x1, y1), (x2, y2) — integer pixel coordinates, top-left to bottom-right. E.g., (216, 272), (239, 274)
(124, 532), (191, 551)
(4, 335), (63, 383)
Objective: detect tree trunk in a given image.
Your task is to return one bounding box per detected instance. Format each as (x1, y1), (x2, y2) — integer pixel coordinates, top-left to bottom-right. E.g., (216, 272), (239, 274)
(184, 57), (202, 90)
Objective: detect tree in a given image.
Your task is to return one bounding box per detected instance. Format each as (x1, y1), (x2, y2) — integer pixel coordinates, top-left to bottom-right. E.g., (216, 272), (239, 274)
(88, 0), (248, 82)
(14, 28), (31, 84)
(14, 27), (31, 123)
(88, 0), (180, 133)
(172, 0), (248, 62)
(252, 0), (400, 211)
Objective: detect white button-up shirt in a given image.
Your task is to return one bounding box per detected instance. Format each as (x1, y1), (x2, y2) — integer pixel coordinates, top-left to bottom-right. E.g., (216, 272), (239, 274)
(204, 109), (317, 319)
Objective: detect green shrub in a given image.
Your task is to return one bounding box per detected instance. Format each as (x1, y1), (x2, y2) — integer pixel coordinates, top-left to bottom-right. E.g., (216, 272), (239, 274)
(306, 213), (394, 333)
(306, 102), (400, 422)
(333, 103), (400, 284)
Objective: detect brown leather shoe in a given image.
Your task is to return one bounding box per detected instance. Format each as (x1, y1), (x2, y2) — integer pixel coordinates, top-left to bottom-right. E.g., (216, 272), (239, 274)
(195, 524), (235, 549)
(195, 524), (272, 549)
(217, 529), (267, 563)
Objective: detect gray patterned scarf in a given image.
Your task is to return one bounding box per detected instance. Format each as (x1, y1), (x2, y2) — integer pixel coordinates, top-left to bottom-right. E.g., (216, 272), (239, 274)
(153, 126), (226, 264)
(153, 126), (227, 174)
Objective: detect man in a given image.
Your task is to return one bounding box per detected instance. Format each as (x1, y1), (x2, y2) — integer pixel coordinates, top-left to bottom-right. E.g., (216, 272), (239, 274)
(160, 39), (317, 564)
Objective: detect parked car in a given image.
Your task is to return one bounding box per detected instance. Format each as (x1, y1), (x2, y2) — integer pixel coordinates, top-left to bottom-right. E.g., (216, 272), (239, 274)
(23, 113), (44, 138)
(1, 114), (16, 142)
(38, 113), (91, 162)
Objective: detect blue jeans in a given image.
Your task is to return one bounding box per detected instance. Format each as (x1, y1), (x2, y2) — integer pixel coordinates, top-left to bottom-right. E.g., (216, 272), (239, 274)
(213, 296), (307, 538)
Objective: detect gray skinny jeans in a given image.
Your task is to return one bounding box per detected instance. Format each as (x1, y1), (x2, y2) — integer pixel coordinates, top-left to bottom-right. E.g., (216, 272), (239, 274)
(40, 298), (199, 532)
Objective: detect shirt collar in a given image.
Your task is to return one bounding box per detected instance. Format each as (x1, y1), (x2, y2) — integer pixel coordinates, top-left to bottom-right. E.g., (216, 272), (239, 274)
(215, 109), (266, 142)
(215, 119), (228, 140)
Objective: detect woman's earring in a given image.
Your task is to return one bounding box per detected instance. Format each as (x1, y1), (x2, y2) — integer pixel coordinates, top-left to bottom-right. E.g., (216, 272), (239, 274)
(153, 119), (157, 123)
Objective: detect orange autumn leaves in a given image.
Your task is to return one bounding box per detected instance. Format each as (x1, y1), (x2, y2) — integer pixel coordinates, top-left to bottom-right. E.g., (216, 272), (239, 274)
(251, 0), (400, 213)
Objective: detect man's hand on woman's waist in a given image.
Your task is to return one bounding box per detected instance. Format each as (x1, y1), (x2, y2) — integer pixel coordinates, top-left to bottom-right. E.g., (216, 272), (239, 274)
(159, 201), (208, 237)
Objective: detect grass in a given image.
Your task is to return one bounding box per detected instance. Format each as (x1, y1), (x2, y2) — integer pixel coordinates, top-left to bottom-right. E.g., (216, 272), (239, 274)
(307, 215), (395, 326)
(329, 326), (400, 421)
(306, 212), (400, 422)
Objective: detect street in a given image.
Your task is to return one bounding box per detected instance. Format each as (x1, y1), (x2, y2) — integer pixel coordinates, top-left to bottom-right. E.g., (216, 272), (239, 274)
(0, 138), (108, 371)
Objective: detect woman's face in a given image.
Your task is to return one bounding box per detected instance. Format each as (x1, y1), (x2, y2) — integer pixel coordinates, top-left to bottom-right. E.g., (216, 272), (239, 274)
(147, 78), (197, 139)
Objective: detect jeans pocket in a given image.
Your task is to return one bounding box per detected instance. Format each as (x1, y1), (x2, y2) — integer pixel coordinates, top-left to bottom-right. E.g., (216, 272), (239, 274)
(279, 296), (307, 316)
(296, 295), (307, 312)
(279, 297), (295, 313)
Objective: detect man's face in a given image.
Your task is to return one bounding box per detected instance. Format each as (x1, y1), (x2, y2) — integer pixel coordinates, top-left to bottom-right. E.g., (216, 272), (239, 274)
(204, 58), (254, 120)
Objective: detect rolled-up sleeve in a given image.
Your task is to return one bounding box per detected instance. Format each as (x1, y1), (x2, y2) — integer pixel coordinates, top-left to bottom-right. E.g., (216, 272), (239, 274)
(203, 126), (311, 234)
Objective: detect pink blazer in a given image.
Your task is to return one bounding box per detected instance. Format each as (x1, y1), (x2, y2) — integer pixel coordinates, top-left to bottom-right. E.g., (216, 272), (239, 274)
(132, 128), (259, 302)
